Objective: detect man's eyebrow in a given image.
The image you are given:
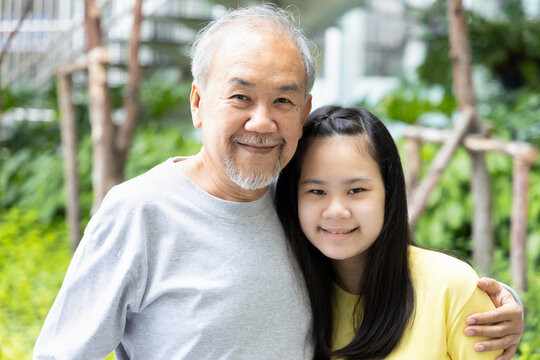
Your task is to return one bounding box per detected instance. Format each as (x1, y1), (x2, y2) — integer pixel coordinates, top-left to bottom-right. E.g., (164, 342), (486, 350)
(227, 78), (301, 93)
(228, 77), (254, 87)
(277, 83), (301, 93)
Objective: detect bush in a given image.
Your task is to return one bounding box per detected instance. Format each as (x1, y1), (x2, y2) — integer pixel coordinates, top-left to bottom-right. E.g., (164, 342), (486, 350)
(0, 208), (72, 359)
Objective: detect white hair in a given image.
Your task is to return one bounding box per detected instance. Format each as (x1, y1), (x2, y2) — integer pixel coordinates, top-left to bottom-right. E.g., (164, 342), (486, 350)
(190, 3), (317, 95)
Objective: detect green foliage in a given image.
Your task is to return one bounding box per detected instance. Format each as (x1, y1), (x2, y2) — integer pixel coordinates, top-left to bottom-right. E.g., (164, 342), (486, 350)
(0, 120), (68, 223)
(412, 144), (540, 266)
(484, 89), (540, 147)
(0, 208), (72, 359)
(139, 72), (192, 122)
(125, 123), (200, 179)
(417, 0), (540, 91)
(1, 82), (57, 111)
(364, 81), (456, 125)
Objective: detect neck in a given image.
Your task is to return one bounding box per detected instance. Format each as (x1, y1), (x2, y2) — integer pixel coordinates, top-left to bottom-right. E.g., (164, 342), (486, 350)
(175, 152), (269, 202)
(331, 256), (366, 295)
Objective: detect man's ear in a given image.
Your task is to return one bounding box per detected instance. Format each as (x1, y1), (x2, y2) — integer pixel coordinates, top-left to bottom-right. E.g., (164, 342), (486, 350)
(190, 82), (202, 129)
(302, 94), (313, 125)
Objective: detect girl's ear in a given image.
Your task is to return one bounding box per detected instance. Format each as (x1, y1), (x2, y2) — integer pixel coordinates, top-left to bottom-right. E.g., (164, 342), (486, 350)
(190, 82), (202, 129)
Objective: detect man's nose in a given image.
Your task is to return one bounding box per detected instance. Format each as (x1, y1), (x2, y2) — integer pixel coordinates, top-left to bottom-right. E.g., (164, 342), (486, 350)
(244, 104), (277, 133)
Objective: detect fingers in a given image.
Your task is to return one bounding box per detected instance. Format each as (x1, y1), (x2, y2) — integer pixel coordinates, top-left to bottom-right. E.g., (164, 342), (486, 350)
(465, 322), (520, 338)
(476, 277), (502, 297)
(467, 302), (522, 325)
(496, 345), (518, 360)
(474, 335), (519, 353)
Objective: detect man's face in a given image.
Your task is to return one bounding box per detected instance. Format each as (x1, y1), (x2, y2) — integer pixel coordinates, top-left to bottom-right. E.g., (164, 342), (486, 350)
(190, 25), (312, 199)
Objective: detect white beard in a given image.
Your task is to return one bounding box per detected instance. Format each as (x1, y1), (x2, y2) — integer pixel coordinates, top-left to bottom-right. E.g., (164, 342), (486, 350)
(224, 135), (285, 190)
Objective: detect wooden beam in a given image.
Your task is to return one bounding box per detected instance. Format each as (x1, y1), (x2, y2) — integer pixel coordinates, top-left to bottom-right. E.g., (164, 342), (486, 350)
(56, 47), (109, 76)
(404, 127), (538, 164)
(408, 107), (475, 228)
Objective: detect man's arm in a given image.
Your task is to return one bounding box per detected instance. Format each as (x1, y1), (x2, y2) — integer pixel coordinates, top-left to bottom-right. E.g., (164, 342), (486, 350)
(464, 277), (524, 360)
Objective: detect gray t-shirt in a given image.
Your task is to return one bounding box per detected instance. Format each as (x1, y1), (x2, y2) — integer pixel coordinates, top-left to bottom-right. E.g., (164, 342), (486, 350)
(34, 158), (313, 359)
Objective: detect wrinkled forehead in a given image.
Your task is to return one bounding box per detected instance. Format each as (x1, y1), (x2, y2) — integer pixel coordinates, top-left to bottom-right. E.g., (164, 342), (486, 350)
(208, 23), (307, 85)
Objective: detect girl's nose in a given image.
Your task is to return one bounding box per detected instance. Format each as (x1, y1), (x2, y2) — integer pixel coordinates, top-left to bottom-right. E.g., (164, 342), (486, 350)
(322, 197), (351, 219)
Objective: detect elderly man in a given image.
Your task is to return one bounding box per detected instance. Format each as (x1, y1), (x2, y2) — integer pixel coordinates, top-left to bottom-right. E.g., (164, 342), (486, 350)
(34, 4), (522, 359)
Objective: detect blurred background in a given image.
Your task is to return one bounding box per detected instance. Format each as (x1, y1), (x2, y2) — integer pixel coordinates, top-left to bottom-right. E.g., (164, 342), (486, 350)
(1, 0), (539, 358)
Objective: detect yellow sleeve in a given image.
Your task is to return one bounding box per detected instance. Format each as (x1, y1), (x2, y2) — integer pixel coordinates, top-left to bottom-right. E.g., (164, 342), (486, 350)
(447, 285), (503, 359)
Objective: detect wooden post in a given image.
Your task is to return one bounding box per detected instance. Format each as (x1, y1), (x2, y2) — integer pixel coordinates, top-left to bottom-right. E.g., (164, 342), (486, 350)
(84, 0), (115, 211)
(447, 0), (494, 275)
(115, 0), (144, 183)
(404, 138), (421, 206)
(56, 73), (81, 250)
(511, 158), (531, 293)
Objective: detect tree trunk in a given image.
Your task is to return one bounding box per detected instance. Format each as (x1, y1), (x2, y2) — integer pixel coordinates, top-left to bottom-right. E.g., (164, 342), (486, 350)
(57, 73), (81, 250)
(114, 0), (144, 183)
(404, 138), (421, 207)
(84, 0), (115, 211)
(510, 159), (530, 292)
(447, 0), (495, 275)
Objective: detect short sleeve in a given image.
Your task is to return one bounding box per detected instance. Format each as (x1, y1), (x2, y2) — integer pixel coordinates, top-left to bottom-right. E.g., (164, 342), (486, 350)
(33, 187), (145, 359)
(447, 284), (503, 359)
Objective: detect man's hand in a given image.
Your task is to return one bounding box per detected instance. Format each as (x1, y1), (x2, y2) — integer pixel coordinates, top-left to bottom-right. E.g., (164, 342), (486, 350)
(465, 277), (524, 360)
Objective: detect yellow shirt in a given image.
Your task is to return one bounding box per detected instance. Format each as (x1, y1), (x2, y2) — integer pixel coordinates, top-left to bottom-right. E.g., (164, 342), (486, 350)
(332, 246), (502, 359)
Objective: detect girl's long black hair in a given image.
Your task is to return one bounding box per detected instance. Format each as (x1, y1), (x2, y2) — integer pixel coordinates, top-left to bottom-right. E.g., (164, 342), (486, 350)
(276, 105), (415, 359)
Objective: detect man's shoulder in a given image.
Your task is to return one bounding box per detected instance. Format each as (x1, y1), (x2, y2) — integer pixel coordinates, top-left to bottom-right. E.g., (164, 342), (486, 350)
(106, 159), (181, 202)
(85, 159), (181, 231)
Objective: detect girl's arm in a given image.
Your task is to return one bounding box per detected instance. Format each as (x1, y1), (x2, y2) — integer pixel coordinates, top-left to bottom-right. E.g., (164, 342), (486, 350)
(465, 278), (524, 360)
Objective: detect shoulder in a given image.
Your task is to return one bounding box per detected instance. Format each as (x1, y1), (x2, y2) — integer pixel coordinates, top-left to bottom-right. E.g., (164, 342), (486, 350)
(409, 246), (479, 295)
(84, 159), (181, 239)
(109, 159), (177, 201)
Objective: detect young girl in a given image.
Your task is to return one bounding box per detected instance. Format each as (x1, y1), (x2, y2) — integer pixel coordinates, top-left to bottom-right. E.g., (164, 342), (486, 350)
(276, 105), (503, 359)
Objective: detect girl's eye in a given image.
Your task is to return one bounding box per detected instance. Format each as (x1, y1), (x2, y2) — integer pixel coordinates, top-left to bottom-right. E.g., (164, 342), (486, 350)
(309, 189), (325, 195)
(348, 188), (365, 194)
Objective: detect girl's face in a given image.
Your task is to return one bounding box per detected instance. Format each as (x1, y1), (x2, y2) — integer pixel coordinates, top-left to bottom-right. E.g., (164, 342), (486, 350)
(297, 135), (385, 268)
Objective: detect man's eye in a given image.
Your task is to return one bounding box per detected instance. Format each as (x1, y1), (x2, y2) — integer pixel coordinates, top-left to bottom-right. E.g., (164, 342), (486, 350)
(348, 188), (365, 194)
(232, 94), (249, 101)
(275, 97), (293, 104)
(309, 189), (325, 195)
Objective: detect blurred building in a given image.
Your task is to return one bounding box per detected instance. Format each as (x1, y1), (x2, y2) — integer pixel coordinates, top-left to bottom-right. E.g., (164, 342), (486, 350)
(1, 0), (537, 112)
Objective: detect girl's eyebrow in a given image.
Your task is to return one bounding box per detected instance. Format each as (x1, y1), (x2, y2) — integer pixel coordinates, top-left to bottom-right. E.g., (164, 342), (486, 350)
(344, 177), (373, 185)
(300, 177), (373, 186)
(300, 179), (325, 186)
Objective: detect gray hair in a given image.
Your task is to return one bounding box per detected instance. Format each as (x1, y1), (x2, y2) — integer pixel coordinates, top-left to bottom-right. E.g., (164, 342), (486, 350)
(190, 3), (317, 95)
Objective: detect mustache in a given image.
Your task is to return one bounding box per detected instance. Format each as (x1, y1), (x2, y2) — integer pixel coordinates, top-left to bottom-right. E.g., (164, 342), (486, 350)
(230, 134), (285, 147)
